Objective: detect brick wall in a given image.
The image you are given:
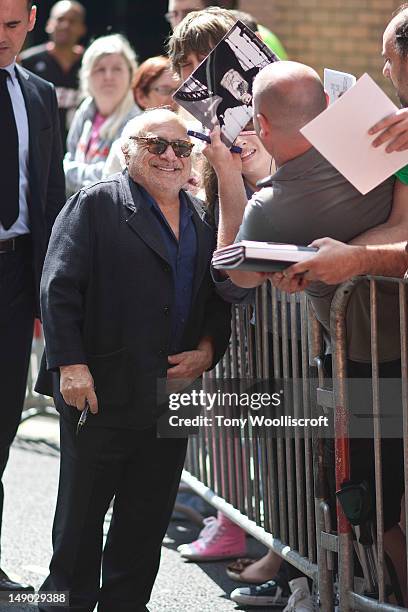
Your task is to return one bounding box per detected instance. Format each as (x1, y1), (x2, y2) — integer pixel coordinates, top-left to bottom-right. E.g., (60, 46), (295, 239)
(241, 0), (403, 100)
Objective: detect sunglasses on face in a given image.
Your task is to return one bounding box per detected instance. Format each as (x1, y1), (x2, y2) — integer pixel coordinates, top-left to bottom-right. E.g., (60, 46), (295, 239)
(130, 136), (194, 158)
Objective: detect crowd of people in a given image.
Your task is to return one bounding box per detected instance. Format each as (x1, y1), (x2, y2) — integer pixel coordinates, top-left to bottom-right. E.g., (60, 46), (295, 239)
(1, 0), (408, 610)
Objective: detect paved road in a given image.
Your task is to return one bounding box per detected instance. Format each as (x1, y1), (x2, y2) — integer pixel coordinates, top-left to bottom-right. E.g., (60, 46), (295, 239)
(1, 415), (268, 612)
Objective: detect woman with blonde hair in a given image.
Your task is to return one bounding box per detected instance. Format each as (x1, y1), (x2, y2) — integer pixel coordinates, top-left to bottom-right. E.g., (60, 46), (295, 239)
(64, 33), (141, 196)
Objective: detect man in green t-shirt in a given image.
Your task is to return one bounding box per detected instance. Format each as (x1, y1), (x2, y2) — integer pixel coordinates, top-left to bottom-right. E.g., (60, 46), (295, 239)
(395, 163), (408, 185)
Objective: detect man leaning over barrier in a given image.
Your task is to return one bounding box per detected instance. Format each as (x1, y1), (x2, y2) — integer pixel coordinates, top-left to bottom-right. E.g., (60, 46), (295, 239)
(207, 61), (396, 360)
(281, 4), (408, 288)
(36, 107), (231, 612)
(205, 60), (407, 605)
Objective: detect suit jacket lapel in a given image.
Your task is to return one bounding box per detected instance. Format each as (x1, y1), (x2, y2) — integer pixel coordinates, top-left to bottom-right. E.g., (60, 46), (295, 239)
(120, 175), (214, 287)
(120, 173), (171, 265)
(15, 65), (48, 140)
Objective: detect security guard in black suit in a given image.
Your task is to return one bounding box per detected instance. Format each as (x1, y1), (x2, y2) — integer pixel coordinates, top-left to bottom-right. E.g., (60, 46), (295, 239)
(0, 0), (65, 591)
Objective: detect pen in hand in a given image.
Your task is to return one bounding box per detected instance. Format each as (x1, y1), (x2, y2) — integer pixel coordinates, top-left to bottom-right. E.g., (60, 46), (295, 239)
(187, 130), (242, 154)
(76, 400), (90, 435)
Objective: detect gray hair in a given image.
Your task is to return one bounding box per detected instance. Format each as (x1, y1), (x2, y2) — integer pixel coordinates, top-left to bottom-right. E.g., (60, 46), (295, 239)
(121, 108), (187, 157)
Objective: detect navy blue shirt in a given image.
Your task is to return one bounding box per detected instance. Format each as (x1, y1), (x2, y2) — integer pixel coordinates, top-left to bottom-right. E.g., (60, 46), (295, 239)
(130, 178), (197, 354)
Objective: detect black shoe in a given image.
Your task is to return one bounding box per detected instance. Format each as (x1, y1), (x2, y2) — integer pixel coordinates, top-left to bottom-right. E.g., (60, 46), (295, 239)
(230, 578), (290, 607)
(0, 568), (34, 591)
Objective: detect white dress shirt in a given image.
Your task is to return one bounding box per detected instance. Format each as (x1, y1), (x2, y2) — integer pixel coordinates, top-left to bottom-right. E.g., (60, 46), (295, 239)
(0, 60), (30, 239)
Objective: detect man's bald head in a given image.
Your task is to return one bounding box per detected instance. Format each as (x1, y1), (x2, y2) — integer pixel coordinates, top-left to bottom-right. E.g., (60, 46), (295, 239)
(122, 108), (187, 142)
(121, 108), (191, 197)
(46, 1), (86, 48)
(49, 0), (85, 20)
(121, 108), (187, 159)
(253, 61), (327, 136)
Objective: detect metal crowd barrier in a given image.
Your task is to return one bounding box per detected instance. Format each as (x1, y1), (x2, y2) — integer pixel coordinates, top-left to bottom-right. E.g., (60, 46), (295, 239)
(182, 278), (408, 612)
(182, 283), (335, 609)
(328, 277), (408, 612)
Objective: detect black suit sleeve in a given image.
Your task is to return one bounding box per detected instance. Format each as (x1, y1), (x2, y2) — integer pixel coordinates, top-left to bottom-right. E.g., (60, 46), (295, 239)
(41, 190), (91, 370)
(45, 84), (66, 240)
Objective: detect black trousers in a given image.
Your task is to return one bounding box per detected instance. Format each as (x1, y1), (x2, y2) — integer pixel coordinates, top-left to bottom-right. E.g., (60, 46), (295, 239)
(0, 245), (35, 560)
(39, 416), (187, 612)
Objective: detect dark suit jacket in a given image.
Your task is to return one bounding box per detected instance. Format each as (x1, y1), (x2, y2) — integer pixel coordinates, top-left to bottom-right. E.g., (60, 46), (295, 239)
(38, 172), (231, 428)
(16, 65), (66, 314)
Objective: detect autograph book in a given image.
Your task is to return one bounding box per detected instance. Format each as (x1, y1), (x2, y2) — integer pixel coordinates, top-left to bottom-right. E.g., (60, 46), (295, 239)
(212, 241), (318, 272)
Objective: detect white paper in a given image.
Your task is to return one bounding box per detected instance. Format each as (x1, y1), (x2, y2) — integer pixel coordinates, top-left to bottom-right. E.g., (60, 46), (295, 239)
(323, 68), (356, 104)
(301, 73), (408, 194)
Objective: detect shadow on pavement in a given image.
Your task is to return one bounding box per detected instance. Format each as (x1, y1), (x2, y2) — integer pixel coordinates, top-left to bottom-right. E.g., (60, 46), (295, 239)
(13, 436), (60, 458)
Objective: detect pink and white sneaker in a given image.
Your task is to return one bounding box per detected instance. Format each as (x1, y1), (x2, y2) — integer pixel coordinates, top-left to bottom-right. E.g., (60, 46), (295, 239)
(177, 513), (247, 561)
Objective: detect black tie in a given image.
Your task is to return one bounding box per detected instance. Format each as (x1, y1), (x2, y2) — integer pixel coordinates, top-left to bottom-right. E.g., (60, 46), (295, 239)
(0, 69), (19, 230)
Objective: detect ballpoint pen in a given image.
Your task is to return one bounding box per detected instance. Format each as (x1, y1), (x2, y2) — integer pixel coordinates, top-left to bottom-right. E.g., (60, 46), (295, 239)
(76, 400), (90, 435)
(187, 130), (242, 154)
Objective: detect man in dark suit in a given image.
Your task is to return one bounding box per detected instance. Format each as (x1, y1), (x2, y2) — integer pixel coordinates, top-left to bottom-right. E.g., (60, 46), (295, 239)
(0, 0), (65, 592)
(38, 107), (230, 612)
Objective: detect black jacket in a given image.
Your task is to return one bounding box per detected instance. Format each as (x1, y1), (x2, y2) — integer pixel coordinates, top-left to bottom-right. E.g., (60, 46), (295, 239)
(38, 172), (231, 428)
(16, 65), (65, 314)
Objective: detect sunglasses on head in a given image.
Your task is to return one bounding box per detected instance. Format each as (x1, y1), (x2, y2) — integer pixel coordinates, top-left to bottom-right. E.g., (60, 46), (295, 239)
(130, 136), (194, 158)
